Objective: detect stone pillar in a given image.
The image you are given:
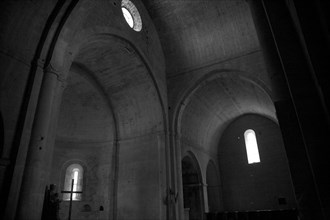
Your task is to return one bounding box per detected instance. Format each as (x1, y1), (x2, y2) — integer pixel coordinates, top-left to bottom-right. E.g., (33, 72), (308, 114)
(166, 132), (180, 220)
(247, 0), (330, 219)
(175, 135), (185, 220)
(16, 64), (65, 220)
(202, 183), (209, 214)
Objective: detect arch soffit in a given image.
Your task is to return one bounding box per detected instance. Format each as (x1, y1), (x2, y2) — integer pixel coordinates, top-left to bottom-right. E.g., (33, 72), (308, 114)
(71, 35), (165, 139)
(52, 31), (166, 111)
(182, 150), (204, 183)
(206, 159), (218, 174)
(58, 63), (117, 142)
(226, 112), (280, 131)
(38, 0), (168, 138)
(46, 0), (165, 96)
(174, 69), (275, 136)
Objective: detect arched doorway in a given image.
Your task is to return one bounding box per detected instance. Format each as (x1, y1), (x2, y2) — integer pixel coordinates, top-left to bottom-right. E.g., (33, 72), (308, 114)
(206, 160), (221, 214)
(182, 154), (204, 220)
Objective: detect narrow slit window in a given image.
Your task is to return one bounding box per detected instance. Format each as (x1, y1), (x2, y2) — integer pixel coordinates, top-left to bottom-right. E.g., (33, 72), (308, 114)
(244, 129), (260, 164)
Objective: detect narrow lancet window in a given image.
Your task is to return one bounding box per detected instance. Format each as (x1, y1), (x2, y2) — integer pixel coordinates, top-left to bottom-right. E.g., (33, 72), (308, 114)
(244, 129), (260, 164)
(63, 164), (83, 201)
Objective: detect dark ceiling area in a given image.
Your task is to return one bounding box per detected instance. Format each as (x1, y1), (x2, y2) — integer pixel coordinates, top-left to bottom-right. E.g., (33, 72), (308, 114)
(143, 0), (259, 77)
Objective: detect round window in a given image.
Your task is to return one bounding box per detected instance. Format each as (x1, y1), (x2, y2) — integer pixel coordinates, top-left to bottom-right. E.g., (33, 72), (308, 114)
(121, 0), (142, 32)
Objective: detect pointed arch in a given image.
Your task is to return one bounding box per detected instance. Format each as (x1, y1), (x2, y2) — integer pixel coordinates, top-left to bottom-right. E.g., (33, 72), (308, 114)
(244, 129), (261, 164)
(182, 152), (204, 220)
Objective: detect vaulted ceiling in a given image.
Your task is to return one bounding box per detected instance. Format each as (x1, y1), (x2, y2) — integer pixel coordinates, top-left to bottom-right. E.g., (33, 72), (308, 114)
(143, 0), (260, 77)
(143, 0), (275, 152)
(57, 0), (275, 153)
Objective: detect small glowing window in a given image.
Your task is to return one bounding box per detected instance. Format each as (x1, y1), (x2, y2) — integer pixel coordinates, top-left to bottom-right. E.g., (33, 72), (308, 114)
(121, 0), (142, 31)
(244, 129), (260, 164)
(122, 7), (134, 28)
(63, 164), (83, 201)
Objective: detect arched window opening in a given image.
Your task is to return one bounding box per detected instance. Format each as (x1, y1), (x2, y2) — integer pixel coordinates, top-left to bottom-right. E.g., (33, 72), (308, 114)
(121, 0), (142, 31)
(244, 129), (260, 164)
(63, 164), (83, 201)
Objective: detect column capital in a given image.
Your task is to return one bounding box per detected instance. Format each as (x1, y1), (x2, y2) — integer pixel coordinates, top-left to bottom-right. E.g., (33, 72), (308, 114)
(44, 63), (66, 83)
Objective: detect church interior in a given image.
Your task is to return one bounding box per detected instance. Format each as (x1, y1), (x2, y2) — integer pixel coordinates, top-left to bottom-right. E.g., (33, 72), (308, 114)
(0, 0), (330, 219)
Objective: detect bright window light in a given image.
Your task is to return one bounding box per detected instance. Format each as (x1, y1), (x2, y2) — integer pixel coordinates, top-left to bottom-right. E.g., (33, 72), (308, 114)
(244, 129), (260, 164)
(122, 7), (134, 28)
(63, 164), (83, 201)
(72, 169), (79, 200)
(121, 0), (142, 31)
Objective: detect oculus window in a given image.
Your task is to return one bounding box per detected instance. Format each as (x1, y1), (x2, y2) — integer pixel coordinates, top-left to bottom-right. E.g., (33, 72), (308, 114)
(244, 129), (260, 164)
(63, 164), (83, 201)
(121, 0), (142, 31)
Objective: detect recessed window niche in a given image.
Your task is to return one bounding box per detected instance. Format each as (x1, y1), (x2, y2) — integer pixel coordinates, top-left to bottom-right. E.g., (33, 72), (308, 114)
(121, 0), (142, 31)
(244, 129), (261, 164)
(63, 163), (84, 201)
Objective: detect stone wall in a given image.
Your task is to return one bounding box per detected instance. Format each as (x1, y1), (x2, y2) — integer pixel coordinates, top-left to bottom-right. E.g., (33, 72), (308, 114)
(219, 114), (296, 211)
